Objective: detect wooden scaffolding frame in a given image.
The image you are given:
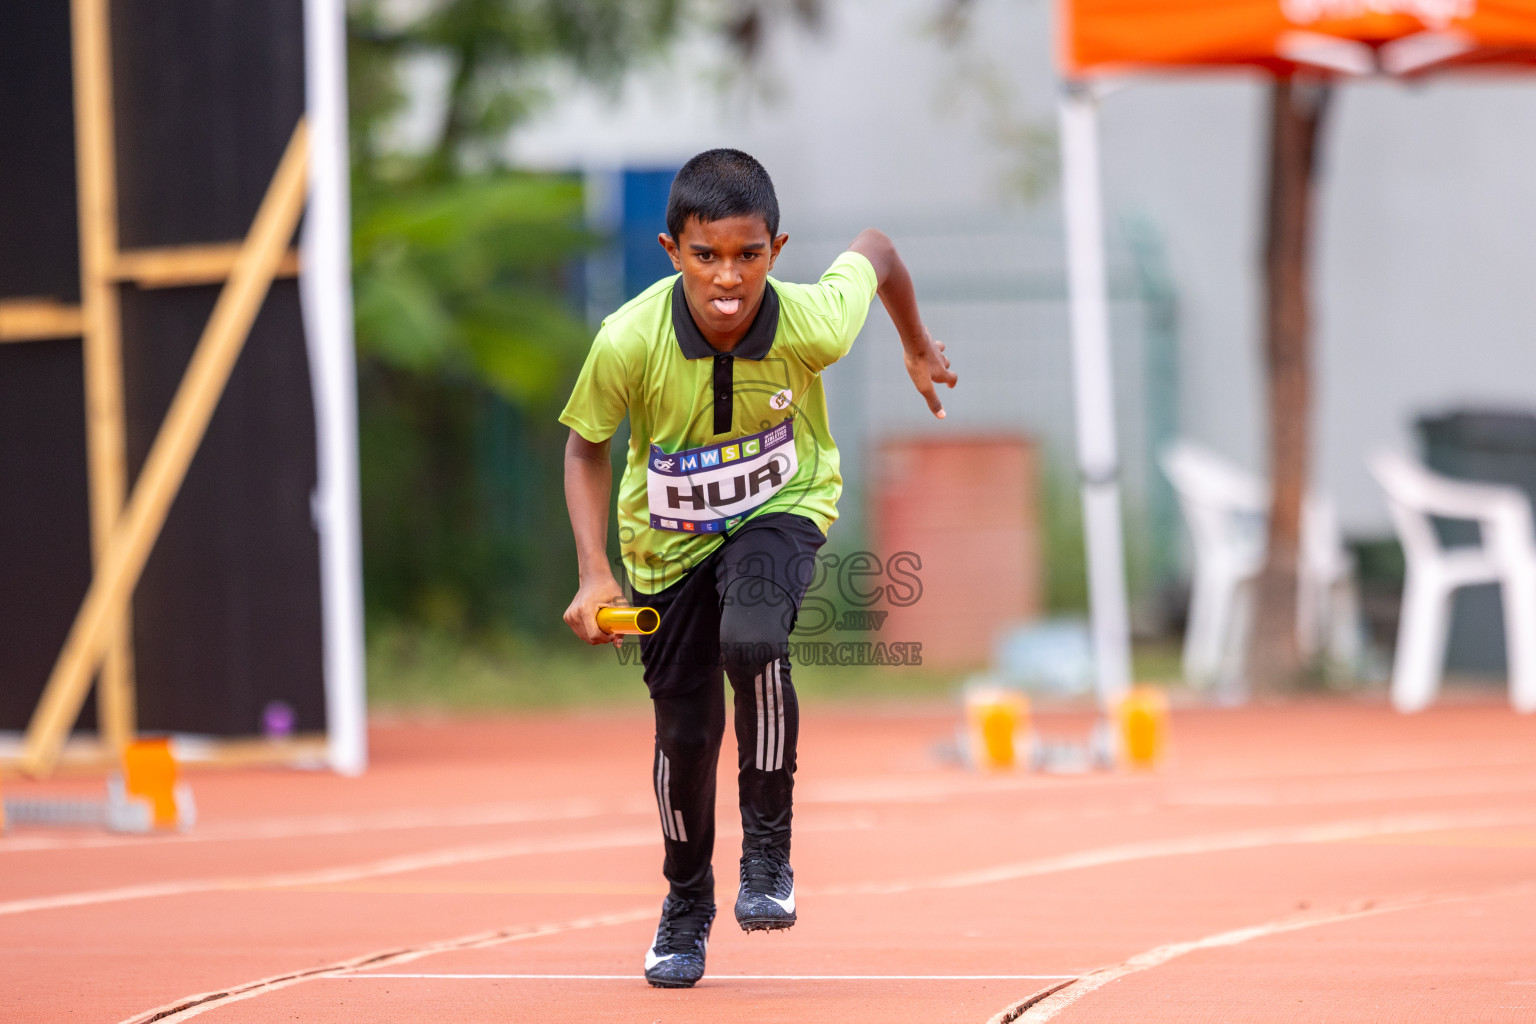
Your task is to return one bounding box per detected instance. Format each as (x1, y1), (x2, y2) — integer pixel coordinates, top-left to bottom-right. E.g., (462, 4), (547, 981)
(5, 0), (320, 778)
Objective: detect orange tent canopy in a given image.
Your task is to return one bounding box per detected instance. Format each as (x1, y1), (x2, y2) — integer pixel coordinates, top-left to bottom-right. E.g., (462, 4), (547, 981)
(1056, 0), (1536, 705)
(1062, 0), (1536, 77)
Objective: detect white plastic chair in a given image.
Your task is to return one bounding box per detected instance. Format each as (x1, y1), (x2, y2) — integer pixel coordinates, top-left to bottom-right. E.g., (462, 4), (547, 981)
(1297, 493), (1365, 672)
(1161, 443), (1267, 689)
(1161, 442), (1362, 691)
(1368, 451), (1536, 713)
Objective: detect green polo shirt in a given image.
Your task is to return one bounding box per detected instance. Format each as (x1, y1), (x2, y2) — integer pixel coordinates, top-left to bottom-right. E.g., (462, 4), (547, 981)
(560, 251), (878, 594)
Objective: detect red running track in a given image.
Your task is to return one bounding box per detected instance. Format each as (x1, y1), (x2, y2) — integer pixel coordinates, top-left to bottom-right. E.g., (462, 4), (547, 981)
(3, 697), (1535, 1023)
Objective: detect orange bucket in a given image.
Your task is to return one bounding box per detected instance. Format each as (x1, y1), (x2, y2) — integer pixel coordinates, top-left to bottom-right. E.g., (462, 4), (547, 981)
(1116, 686), (1169, 768)
(964, 687), (1030, 771)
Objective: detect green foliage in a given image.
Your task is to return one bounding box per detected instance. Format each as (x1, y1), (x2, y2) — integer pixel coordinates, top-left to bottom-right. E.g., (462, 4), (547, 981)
(367, 622), (652, 710)
(352, 173), (591, 403)
(349, 0), (690, 177)
(345, 0), (828, 641)
(347, 3), (610, 636)
(355, 364), (581, 633)
(1040, 456), (1089, 614)
(419, 0), (687, 172)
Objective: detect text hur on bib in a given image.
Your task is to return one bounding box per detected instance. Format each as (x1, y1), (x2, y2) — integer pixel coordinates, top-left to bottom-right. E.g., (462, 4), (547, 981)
(648, 420), (798, 533)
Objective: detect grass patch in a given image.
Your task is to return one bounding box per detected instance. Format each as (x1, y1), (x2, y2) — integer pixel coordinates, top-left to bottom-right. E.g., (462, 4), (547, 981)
(367, 624), (650, 711)
(1131, 640), (1184, 686)
(368, 623), (1190, 713)
(781, 659), (961, 704)
(366, 624), (967, 712)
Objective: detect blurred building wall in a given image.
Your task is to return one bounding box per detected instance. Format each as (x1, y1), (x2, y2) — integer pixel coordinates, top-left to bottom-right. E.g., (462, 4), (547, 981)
(488, 0), (1536, 545)
(872, 436), (1042, 669)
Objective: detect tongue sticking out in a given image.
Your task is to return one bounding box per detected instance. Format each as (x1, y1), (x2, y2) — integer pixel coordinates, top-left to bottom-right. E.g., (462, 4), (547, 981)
(712, 297), (741, 317)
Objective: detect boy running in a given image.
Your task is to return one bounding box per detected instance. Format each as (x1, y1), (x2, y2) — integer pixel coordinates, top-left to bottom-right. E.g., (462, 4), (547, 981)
(560, 149), (955, 988)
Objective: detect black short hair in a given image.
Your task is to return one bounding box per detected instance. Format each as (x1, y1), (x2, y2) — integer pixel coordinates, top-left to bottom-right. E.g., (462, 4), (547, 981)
(665, 149), (780, 241)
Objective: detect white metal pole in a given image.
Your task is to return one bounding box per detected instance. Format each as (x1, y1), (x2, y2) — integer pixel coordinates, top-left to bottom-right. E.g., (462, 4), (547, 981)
(302, 0), (368, 775)
(1059, 82), (1133, 708)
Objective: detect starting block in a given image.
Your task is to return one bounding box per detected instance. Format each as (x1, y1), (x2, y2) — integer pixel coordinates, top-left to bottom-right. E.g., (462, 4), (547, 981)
(1027, 719), (1116, 774)
(959, 683), (1169, 773)
(1, 737), (195, 834)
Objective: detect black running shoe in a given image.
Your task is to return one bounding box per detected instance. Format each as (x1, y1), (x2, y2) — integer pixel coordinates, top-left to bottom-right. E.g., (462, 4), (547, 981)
(734, 839), (796, 931)
(643, 895), (715, 988)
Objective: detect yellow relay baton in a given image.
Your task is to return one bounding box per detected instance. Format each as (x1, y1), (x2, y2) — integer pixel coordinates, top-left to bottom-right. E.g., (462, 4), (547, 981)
(595, 606), (660, 635)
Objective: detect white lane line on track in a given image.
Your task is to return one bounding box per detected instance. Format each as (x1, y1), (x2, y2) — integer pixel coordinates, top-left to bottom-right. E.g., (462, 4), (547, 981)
(0, 828), (659, 918)
(821, 808), (1536, 896)
(0, 796), (653, 853)
(106, 811), (1536, 1023)
(0, 815), (875, 918)
(0, 792), (1160, 854)
(804, 772), (1143, 804)
(807, 753), (1536, 805)
(11, 809), (1532, 920)
(1167, 775), (1536, 809)
(9, 757), (1530, 854)
(986, 882), (1536, 1024)
(336, 973), (1080, 981)
(115, 907), (657, 1024)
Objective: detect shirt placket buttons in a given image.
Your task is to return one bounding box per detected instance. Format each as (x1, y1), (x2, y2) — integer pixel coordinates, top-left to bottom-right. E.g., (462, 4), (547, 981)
(713, 353), (733, 435)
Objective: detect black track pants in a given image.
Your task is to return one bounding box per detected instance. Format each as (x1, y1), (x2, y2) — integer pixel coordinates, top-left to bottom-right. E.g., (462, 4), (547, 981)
(637, 513), (823, 902)
(651, 641), (798, 900)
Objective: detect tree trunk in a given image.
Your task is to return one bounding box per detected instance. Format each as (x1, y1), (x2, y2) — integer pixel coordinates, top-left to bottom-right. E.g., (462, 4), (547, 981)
(429, 34), (482, 180)
(1249, 77), (1332, 697)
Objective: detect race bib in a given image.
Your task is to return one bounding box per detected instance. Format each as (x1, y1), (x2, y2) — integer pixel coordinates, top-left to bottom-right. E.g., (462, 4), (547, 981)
(647, 420), (798, 533)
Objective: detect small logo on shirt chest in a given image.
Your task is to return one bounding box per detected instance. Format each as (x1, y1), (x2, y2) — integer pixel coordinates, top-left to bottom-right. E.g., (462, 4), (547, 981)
(769, 388), (793, 410)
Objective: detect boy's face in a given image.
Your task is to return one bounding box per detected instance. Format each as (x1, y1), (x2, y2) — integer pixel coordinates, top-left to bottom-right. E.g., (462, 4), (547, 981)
(659, 215), (788, 350)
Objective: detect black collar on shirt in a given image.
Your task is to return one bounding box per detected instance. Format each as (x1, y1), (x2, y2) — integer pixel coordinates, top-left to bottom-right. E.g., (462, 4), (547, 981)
(671, 278), (780, 435)
(670, 277), (780, 361)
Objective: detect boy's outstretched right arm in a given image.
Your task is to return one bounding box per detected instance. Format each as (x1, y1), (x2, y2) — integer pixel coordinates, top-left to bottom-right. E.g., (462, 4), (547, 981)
(563, 429), (626, 646)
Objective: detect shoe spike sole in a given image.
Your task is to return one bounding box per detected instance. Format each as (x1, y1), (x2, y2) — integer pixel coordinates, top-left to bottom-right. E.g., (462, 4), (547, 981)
(738, 918), (796, 932)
